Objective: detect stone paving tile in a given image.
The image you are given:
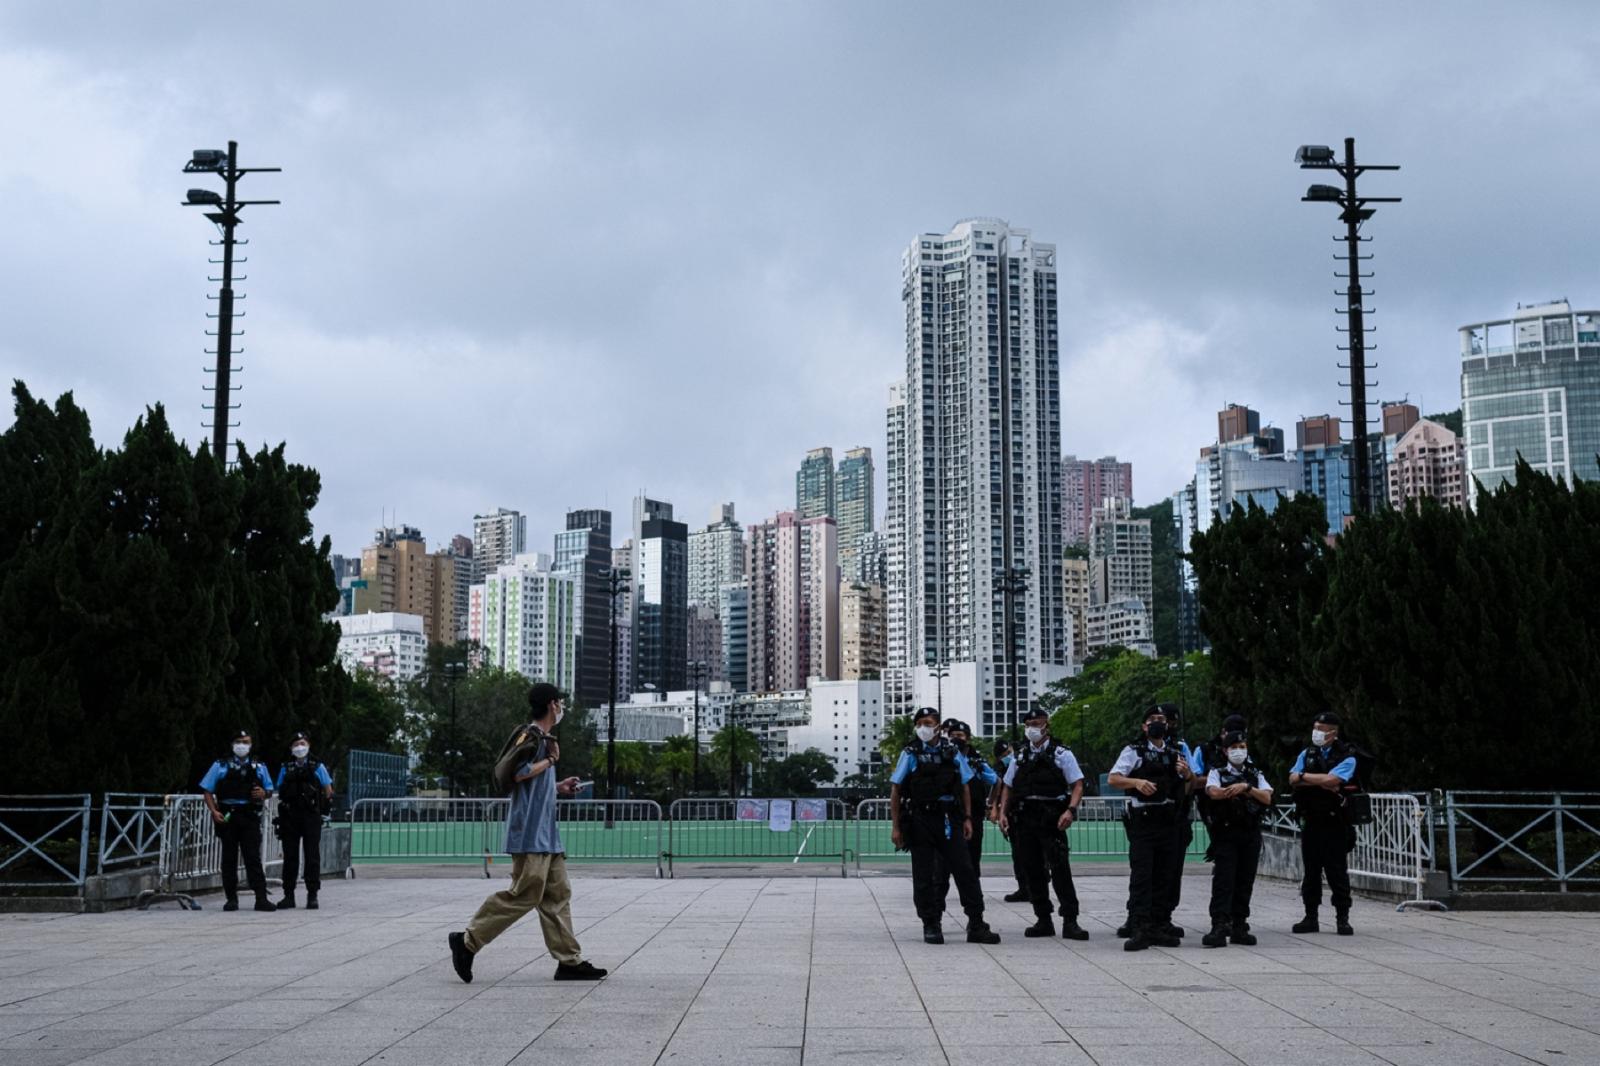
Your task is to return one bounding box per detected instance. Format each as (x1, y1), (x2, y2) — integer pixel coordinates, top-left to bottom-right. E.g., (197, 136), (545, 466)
(3, 872), (1599, 1065)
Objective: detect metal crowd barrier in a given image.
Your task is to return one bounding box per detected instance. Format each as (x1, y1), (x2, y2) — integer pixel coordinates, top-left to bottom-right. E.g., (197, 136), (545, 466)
(349, 798), (665, 878)
(664, 798), (849, 878)
(97, 793), (167, 874)
(1446, 791), (1600, 892)
(1261, 793), (1444, 911)
(138, 795), (283, 910)
(0, 793), (91, 894)
(851, 796), (1209, 873)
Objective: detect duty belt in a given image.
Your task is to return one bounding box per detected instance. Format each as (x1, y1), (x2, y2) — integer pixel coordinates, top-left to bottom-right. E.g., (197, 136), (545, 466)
(901, 798), (956, 813)
(1018, 794), (1068, 806)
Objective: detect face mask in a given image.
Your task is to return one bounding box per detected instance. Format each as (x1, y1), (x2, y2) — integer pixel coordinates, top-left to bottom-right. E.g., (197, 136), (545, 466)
(555, 705), (565, 726)
(232, 743), (251, 758)
(1227, 748), (1248, 767)
(1024, 726), (1044, 743)
(915, 725), (937, 743)
(1312, 729), (1329, 747)
(291, 745), (309, 759)
(948, 736), (966, 749)
(1146, 721), (1168, 740)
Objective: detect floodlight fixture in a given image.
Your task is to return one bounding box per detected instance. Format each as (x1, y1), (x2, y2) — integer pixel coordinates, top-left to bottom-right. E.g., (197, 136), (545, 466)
(185, 188), (223, 206)
(1296, 145), (1336, 166)
(186, 148), (228, 172)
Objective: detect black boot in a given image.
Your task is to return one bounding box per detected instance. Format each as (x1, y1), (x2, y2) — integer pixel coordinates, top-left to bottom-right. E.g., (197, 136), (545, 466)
(1161, 922), (1185, 939)
(1292, 911), (1320, 934)
(966, 921), (1000, 945)
(276, 893), (296, 910)
(1003, 888), (1030, 903)
(305, 893), (319, 910)
(1229, 921), (1257, 946)
(1335, 909), (1353, 936)
(1123, 928), (1152, 952)
(1024, 917), (1054, 938)
(222, 897), (239, 912)
(1201, 922), (1230, 948)
(923, 922), (944, 945)
(253, 896), (276, 912)
(1061, 918), (1089, 941)
(1115, 919), (1133, 938)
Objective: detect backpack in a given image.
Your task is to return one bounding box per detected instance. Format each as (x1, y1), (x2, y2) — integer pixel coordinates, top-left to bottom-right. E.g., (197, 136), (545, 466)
(1342, 741), (1378, 825)
(492, 723), (547, 796)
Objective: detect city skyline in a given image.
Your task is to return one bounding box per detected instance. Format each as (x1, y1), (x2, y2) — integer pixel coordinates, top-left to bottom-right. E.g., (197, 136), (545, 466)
(6, 5), (1593, 564)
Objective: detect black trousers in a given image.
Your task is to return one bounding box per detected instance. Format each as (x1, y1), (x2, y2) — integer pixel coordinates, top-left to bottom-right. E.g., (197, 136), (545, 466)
(1011, 806), (1080, 920)
(1126, 807), (1184, 930)
(1300, 813), (1353, 912)
(936, 816), (985, 909)
(905, 808), (984, 926)
(280, 808), (323, 894)
(218, 809), (267, 901)
(1208, 824), (1262, 925)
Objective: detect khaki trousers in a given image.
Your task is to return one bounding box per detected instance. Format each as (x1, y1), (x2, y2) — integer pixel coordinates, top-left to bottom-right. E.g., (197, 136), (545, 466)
(463, 852), (582, 965)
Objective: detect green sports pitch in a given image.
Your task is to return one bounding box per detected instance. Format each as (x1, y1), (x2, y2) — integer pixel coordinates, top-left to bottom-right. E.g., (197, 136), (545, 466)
(350, 817), (1211, 867)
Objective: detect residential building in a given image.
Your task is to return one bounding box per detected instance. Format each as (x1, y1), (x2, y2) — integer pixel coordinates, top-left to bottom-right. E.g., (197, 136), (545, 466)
(1171, 482), (1202, 654)
(472, 508), (526, 572)
(1088, 498), (1152, 613)
(1388, 418), (1467, 509)
(851, 530), (888, 587)
(1459, 300), (1600, 506)
(469, 553), (577, 691)
(688, 503), (745, 609)
(840, 581), (886, 681)
(328, 554), (363, 618)
(719, 580), (750, 693)
(611, 541), (634, 697)
(780, 679), (886, 783)
(554, 509), (613, 707)
(1296, 415), (1353, 535)
(796, 447), (836, 520)
(836, 447), (875, 580)
(687, 604), (724, 685)
(1085, 599), (1156, 658)
(1061, 555), (1090, 665)
(746, 511), (840, 693)
(335, 612), (428, 683)
(883, 219), (1069, 735)
(357, 525), (459, 644)
(1062, 456), (1134, 547)
(444, 534), (474, 642)
(631, 496), (688, 691)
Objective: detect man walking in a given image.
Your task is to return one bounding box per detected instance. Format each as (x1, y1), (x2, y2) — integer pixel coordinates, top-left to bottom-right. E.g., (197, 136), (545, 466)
(448, 683), (606, 982)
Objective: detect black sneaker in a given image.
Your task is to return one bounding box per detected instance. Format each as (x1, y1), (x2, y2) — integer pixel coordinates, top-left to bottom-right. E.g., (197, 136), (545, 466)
(1201, 925), (1230, 948)
(965, 922), (1000, 945)
(1335, 913), (1354, 936)
(253, 898), (277, 912)
(554, 961), (607, 981)
(1023, 918), (1054, 938)
(305, 895), (319, 910)
(448, 931), (474, 984)
(1292, 916), (1320, 934)
(1061, 919), (1089, 941)
(276, 895), (296, 910)
(1002, 889), (1030, 903)
(222, 898), (239, 912)
(923, 923), (945, 944)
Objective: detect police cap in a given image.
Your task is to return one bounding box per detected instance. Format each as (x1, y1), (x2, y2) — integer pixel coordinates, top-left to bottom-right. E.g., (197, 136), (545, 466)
(290, 731), (309, 742)
(1314, 711), (1342, 728)
(941, 718), (966, 734)
(232, 728), (252, 740)
(913, 706), (940, 724)
(1223, 730), (1247, 746)
(1222, 714), (1247, 733)
(1023, 707), (1049, 723)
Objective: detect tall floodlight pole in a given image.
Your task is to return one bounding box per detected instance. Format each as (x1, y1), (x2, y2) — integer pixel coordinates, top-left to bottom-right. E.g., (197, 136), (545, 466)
(997, 567), (1030, 741)
(605, 565), (630, 826)
(1296, 139), (1401, 515)
(181, 142), (280, 466)
(688, 660), (707, 791)
(929, 664), (949, 718)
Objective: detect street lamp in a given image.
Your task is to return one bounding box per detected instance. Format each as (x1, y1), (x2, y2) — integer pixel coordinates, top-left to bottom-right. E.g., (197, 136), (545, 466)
(996, 566), (1031, 741)
(180, 141), (280, 467)
(687, 660), (708, 792)
(727, 699), (742, 799)
(1168, 658), (1195, 718)
(928, 663), (949, 718)
(604, 565), (630, 819)
(1296, 138), (1401, 516)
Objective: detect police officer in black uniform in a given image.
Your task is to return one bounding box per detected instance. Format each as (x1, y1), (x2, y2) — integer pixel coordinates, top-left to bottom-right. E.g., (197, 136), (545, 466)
(889, 708), (1002, 946)
(275, 731), (334, 911)
(936, 719), (999, 911)
(1201, 731), (1272, 947)
(1108, 707), (1195, 950)
(1289, 712), (1358, 935)
(992, 739), (1031, 903)
(998, 708), (1089, 940)
(199, 730), (277, 912)
(1192, 713), (1248, 861)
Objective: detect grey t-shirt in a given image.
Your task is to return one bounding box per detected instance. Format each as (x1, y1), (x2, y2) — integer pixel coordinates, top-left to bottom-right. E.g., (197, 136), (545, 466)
(503, 739), (563, 855)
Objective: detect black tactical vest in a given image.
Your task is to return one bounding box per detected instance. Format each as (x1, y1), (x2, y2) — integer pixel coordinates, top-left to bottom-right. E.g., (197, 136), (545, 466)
(1295, 741), (1353, 815)
(960, 747), (992, 810)
(1012, 740), (1070, 802)
(280, 759), (324, 811)
(900, 740), (961, 804)
(1212, 759), (1267, 829)
(216, 759), (260, 805)
(1124, 740), (1183, 805)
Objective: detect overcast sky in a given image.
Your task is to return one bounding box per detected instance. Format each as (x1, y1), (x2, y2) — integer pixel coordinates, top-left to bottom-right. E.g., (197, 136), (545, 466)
(5, 2), (1598, 557)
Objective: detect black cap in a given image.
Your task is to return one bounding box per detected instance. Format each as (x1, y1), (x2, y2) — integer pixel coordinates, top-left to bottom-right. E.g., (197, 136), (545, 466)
(232, 729), (252, 740)
(913, 706), (940, 724)
(1023, 708), (1049, 724)
(290, 731), (309, 743)
(1222, 714), (1247, 733)
(993, 739), (1012, 755)
(1315, 711), (1342, 728)
(942, 718), (971, 735)
(1143, 705), (1170, 723)
(528, 683), (569, 717)
(1223, 730), (1247, 746)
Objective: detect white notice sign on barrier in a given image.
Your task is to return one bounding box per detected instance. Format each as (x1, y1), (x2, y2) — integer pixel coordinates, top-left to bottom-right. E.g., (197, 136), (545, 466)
(768, 800), (793, 833)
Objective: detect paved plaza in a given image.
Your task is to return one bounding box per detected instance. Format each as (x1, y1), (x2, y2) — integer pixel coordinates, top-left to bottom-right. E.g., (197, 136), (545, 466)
(2, 870), (1598, 1066)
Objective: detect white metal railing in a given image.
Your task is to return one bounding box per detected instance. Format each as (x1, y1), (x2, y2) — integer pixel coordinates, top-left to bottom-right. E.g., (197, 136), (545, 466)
(666, 798), (849, 878)
(137, 794), (282, 910)
(1446, 791), (1600, 891)
(0, 794), (91, 892)
(97, 793), (168, 874)
(1263, 793), (1444, 911)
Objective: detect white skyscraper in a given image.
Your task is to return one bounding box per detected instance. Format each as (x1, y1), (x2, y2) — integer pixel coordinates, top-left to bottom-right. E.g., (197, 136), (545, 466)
(472, 508), (527, 573)
(884, 219), (1069, 735)
(688, 503), (745, 609)
(469, 553), (577, 691)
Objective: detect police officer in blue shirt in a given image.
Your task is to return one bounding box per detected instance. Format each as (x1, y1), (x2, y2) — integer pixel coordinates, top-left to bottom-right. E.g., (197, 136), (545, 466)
(998, 708), (1089, 940)
(936, 719), (999, 911)
(1201, 730), (1272, 948)
(199, 730), (277, 912)
(889, 708), (1001, 946)
(1289, 712), (1357, 935)
(274, 731), (333, 911)
(1108, 706), (1196, 950)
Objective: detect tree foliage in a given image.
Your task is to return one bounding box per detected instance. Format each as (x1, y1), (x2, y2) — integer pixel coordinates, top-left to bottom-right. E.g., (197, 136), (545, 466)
(1130, 496), (1178, 657)
(0, 383), (347, 795)
(1188, 462), (1600, 788)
